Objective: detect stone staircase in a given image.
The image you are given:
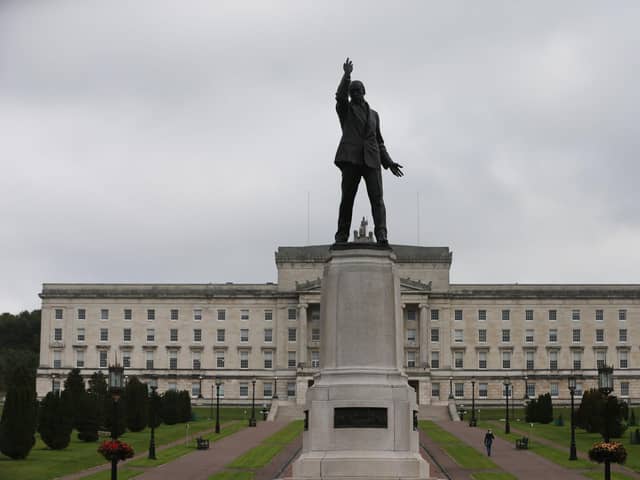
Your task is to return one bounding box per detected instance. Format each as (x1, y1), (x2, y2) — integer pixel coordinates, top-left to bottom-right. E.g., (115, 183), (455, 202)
(270, 400), (305, 421)
(418, 404), (451, 421)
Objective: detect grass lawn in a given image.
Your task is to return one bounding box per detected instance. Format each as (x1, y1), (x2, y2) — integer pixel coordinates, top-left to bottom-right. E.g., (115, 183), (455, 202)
(0, 407), (251, 480)
(583, 471), (636, 480)
(471, 473), (517, 480)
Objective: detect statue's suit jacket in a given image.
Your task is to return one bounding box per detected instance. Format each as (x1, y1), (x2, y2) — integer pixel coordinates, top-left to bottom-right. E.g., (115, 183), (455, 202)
(334, 73), (393, 170)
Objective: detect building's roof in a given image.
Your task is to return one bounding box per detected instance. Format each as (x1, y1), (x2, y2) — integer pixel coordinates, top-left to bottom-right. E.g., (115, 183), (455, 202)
(443, 283), (640, 300)
(275, 244), (452, 264)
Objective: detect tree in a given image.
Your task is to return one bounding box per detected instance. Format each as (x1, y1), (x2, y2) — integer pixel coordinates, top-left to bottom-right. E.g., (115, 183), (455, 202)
(104, 396), (127, 438)
(525, 397), (537, 423)
(161, 390), (180, 425)
(537, 393), (554, 424)
(576, 389), (628, 438)
(178, 390), (192, 422)
(63, 368), (86, 429)
(88, 371), (108, 428)
(76, 393), (100, 442)
(124, 376), (148, 432)
(38, 391), (73, 450)
(0, 310), (40, 393)
(0, 364), (37, 459)
(629, 409), (637, 427)
(148, 387), (162, 429)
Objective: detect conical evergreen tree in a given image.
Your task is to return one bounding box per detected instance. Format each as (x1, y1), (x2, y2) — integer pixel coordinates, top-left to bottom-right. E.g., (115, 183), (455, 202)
(76, 392), (100, 442)
(87, 371), (108, 429)
(124, 376), (148, 432)
(0, 364), (37, 459)
(38, 391), (73, 450)
(63, 368), (86, 429)
(160, 390), (180, 425)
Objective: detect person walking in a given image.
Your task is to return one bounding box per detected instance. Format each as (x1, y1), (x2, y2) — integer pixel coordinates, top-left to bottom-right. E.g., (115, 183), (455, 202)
(484, 429), (495, 457)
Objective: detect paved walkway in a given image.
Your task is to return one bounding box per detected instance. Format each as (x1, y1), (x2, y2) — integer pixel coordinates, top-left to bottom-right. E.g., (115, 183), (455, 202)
(435, 420), (588, 479)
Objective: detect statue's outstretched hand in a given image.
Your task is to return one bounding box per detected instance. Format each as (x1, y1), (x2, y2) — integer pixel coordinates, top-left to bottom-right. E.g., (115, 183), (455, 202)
(390, 162), (404, 177)
(343, 57), (353, 74)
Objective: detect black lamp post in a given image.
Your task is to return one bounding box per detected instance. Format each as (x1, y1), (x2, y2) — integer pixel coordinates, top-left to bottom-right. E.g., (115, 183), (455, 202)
(215, 377), (222, 434)
(198, 375), (203, 399)
(210, 384), (214, 420)
(148, 385), (160, 460)
(51, 373), (57, 392)
(249, 378), (257, 427)
(108, 361), (124, 480)
(470, 377), (477, 427)
(503, 377), (511, 434)
(273, 375), (278, 399)
(524, 375), (528, 400)
(448, 376), (454, 400)
(598, 365), (614, 480)
(568, 374), (577, 461)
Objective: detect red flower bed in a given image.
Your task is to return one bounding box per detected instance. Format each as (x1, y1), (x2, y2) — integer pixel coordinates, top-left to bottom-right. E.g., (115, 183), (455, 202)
(588, 441), (627, 464)
(98, 440), (135, 462)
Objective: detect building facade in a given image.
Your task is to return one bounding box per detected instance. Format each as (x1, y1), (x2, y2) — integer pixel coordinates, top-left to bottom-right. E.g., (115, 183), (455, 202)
(37, 244), (640, 406)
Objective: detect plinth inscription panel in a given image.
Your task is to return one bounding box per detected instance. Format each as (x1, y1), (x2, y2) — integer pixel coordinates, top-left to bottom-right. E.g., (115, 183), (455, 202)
(334, 407), (388, 429)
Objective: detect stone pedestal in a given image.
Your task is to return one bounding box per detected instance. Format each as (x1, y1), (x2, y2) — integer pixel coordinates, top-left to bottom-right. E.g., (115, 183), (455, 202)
(291, 248), (430, 479)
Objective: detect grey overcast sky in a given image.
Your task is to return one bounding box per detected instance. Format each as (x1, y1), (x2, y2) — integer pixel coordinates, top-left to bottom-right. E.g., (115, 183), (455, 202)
(2, 1), (640, 313)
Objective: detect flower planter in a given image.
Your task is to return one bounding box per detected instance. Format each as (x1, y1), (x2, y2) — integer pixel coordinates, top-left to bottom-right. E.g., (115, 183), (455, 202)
(588, 441), (627, 464)
(98, 440), (135, 462)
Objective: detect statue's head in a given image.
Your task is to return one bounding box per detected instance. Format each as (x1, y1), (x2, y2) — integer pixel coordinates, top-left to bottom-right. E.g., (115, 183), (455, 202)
(349, 80), (366, 103)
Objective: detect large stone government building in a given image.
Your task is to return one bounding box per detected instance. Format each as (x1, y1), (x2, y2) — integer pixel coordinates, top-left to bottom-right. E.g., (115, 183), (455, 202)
(37, 243), (640, 407)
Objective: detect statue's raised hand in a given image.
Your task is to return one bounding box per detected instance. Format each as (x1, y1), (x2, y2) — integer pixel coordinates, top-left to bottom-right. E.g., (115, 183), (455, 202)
(343, 57), (353, 74)
(390, 163), (404, 177)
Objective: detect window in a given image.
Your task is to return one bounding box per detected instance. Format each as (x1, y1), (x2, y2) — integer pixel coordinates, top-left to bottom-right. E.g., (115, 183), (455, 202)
(431, 383), (440, 398)
(619, 329), (628, 342)
(407, 351), (416, 368)
(264, 351), (273, 369)
(217, 309), (226, 321)
(171, 309), (179, 321)
(76, 350), (85, 368)
(311, 328), (320, 341)
(549, 350), (558, 370)
(430, 351), (439, 369)
(596, 350), (606, 368)
(77, 308), (86, 320)
(170, 329), (178, 342)
(502, 329), (511, 342)
(431, 328), (439, 342)
(311, 308), (320, 321)
(123, 328), (132, 342)
(572, 309), (581, 321)
(288, 351), (296, 368)
(572, 351), (582, 370)
(526, 383), (536, 398)
(264, 328), (273, 343)
(217, 329), (225, 342)
(478, 351), (487, 369)
(124, 309), (132, 321)
(262, 309), (272, 321)
(454, 383), (464, 398)
(478, 329), (487, 343)
(148, 378), (158, 389)
(595, 329), (604, 342)
(502, 309), (510, 321)
(479, 383), (488, 398)
(595, 309), (604, 322)
(192, 351), (201, 369)
(550, 383), (559, 397)
(619, 309), (627, 321)
(525, 309), (534, 321)
(288, 328), (297, 342)
(240, 328), (249, 342)
(239, 382), (249, 398)
(575, 383), (583, 396)
(99, 350), (107, 368)
(502, 351), (511, 369)
(454, 351), (464, 369)
(54, 328), (63, 341)
(216, 350), (225, 368)
(287, 382), (296, 398)
(168, 382), (177, 391)
(311, 350), (320, 368)
(100, 328), (108, 342)
(241, 309), (250, 321)
(502, 384), (511, 397)
(525, 329), (534, 343)
(191, 382), (201, 398)
(404, 309), (415, 321)
(454, 310), (463, 321)
(240, 350), (249, 369)
(146, 328), (155, 342)
(454, 329), (464, 343)
(193, 309), (202, 321)
(525, 351), (534, 369)
(263, 382), (273, 398)
(147, 309), (155, 321)
(123, 352), (131, 368)
(478, 309), (487, 321)
(55, 308), (63, 320)
(621, 382), (630, 397)
(101, 309), (109, 321)
(572, 329), (581, 343)
(53, 350), (62, 368)
(549, 329), (558, 342)
(619, 350), (629, 369)
(77, 328), (85, 342)
(169, 351), (178, 369)
(548, 309), (557, 321)
(406, 329), (416, 343)
(146, 351), (154, 369)
(288, 308), (297, 320)
(193, 329), (202, 342)
(431, 309), (439, 321)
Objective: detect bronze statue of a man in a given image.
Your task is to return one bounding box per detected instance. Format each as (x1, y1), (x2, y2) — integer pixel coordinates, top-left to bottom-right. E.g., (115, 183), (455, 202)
(333, 58), (403, 246)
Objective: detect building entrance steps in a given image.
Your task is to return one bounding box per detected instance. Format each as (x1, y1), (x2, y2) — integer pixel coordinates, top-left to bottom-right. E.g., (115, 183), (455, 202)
(419, 405), (450, 421)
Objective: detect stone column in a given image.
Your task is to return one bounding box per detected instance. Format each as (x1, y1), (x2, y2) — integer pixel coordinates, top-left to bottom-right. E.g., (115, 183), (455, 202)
(298, 303), (308, 366)
(419, 304), (429, 367)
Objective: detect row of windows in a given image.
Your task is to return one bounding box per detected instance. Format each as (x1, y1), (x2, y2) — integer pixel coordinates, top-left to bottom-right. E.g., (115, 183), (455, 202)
(53, 327), (321, 344)
(426, 308), (629, 322)
(52, 349), (321, 370)
(444, 328), (632, 344)
(53, 307), (299, 322)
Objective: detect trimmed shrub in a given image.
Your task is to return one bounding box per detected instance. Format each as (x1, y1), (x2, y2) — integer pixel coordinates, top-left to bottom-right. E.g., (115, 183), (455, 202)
(77, 393), (100, 442)
(87, 371), (108, 429)
(148, 387), (162, 429)
(38, 391), (73, 450)
(576, 390), (627, 438)
(124, 376), (148, 432)
(0, 364), (37, 459)
(161, 390), (181, 425)
(629, 409), (637, 427)
(178, 390), (192, 423)
(63, 368), (86, 430)
(104, 396), (127, 438)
